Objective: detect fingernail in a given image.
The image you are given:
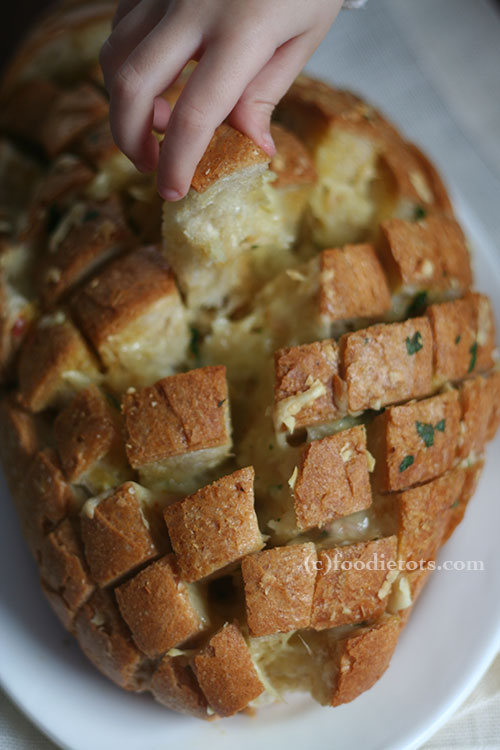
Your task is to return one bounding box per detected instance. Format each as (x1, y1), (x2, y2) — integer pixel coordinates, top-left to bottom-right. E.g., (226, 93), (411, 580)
(261, 132), (276, 157)
(161, 188), (183, 202)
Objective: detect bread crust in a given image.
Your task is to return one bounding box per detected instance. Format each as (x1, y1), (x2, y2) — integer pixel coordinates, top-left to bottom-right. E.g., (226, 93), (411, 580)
(164, 467), (264, 583)
(151, 655), (211, 719)
(116, 555), (205, 658)
(123, 366), (231, 468)
(241, 543), (317, 636)
(193, 622), (265, 716)
(293, 426), (373, 530)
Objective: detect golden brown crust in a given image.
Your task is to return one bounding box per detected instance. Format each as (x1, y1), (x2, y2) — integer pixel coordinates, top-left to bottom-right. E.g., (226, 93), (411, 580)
(151, 655), (211, 719)
(39, 517), (94, 627)
(395, 469), (465, 566)
(319, 244), (391, 321)
(74, 588), (144, 691)
(269, 123), (316, 188)
(457, 375), (495, 460)
(164, 467), (263, 583)
(38, 197), (132, 307)
(76, 118), (119, 168)
(330, 615), (400, 706)
(0, 397), (41, 496)
(80, 482), (159, 587)
(193, 622), (265, 716)
(339, 318), (433, 413)
(380, 216), (472, 292)
(370, 390), (461, 492)
(293, 426), (373, 530)
(241, 543), (317, 636)
(22, 448), (76, 557)
(426, 294), (497, 384)
(191, 124), (269, 193)
(72, 246), (179, 347)
(53, 385), (120, 482)
(443, 461), (484, 544)
(123, 366), (231, 468)
(274, 339), (340, 431)
(17, 314), (100, 413)
(311, 537), (398, 630)
(115, 555), (205, 658)
(485, 370), (500, 442)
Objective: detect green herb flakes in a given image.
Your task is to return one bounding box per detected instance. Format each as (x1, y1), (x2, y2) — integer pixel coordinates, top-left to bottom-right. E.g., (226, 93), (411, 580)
(399, 455), (414, 472)
(449, 499), (460, 509)
(416, 421), (434, 448)
(468, 341), (478, 373)
(406, 291), (428, 318)
(455, 334), (461, 345)
(435, 419), (446, 432)
(406, 331), (423, 355)
(414, 205), (427, 221)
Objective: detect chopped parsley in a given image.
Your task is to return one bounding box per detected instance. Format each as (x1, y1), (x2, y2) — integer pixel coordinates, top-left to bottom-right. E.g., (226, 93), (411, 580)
(449, 499), (460, 509)
(189, 326), (201, 366)
(364, 337), (370, 344)
(455, 334), (461, 345)
(399, 455), (414, 472)
(416, 418), (446, 447)
(416, 421), (435, 448)
(414, 205), (427, 221)
(217, 399), (226, 408)
(268, 443), (274, 450)
(406, 291), (428, 318)
(468, 341), (478, 373)
(406, 331), (423, 355)
(250, 244), (259, 249)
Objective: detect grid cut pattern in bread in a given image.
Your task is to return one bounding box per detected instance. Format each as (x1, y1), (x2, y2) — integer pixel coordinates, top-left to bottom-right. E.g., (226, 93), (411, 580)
(0, 13), (499, 722)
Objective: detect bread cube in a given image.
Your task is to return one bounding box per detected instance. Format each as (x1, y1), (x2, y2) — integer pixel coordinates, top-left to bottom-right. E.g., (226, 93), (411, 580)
(339, 317), (433, 413)
(293, 426), (373, 530)
(370, 390), (460, 492)
(116, 555), (207, 657)
(54, 385), (130, 493)
(426, 293), (496, 384)
(39, 84), (108, 157)
(330, 615), (400, 706)
(0, 79), (59, 144)
(39, 197), (131, 306)
(22, 448), (76, 557)
(151, 655), (210, 719)
(395, 469), (465, 566)
(193, 622), (265, 716)
(241, 543), (317, 636)
(311, 536), (398, 630)
(80, 482), (160, 586)
(274, 339), (340, 433)
(380, 215), (471, 292)
(164, 467), (264, 583)
(72, 246), (189, 391)
(18, 312), (100, 412)
(443, 461), (484, 544)
(376, 138), (453, 221)
(0, 397), (41, 495)
(74, 589), (144, 691)
(457, 375), (496, 460)
(40, 518), (94, 629)
(122, 366), (232, 491)
(162, 123), (313, 310)
(320, 244), (391, 322)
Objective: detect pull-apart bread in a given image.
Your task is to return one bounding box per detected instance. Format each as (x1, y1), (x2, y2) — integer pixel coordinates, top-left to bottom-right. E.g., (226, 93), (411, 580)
(0, 0), (498, 721)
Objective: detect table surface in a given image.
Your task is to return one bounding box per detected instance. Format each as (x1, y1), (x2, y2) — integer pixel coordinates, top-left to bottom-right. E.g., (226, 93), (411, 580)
(1, 0), (500, 748)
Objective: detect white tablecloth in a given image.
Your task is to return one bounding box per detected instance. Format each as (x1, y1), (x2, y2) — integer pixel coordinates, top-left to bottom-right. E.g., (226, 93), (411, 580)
(1, 0), (500, 747)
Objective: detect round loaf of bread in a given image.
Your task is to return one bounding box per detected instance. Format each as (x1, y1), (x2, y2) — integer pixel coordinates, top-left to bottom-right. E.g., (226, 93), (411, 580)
(0, 0), (499, 721)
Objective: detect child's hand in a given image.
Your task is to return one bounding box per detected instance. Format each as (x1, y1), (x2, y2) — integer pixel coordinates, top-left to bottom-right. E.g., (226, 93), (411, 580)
(100, 0), (343, 200)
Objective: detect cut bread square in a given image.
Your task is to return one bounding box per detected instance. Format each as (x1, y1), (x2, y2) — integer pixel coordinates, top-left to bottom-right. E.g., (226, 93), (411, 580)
(164, 467), (264, 583)
(150, 654), (210, 719)
(116, 555), (208, 658)
(311, 536), (398, 630)
(369, 390), (461, 492)
(241, 542), (317, 636)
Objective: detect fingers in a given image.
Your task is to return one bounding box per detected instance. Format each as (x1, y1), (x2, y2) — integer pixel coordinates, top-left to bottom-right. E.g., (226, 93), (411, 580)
(112, 0), (143, 30)
(107, 17), (199, 171)
(157, 37), (274, 199)
(101, 0), (169, 89)
(227, 30), (330, 151)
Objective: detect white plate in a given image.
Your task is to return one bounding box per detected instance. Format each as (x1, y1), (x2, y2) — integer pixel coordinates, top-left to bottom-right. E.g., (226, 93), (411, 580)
(0, 196), (499, 750)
